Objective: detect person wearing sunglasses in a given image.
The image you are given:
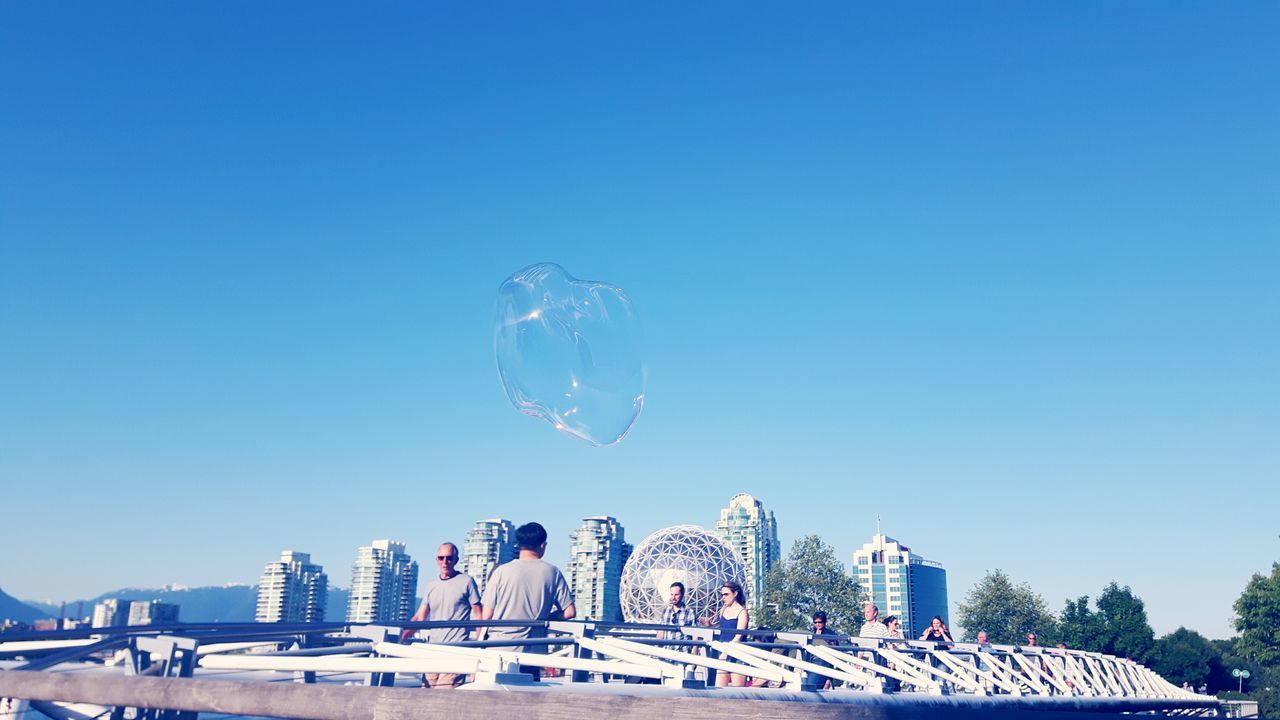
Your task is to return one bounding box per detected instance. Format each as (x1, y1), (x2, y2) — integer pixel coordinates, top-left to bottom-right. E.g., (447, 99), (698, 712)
(403, 542), (482, 688)
(810, 611), (838, 689)
(715, 581), (749, 687)
(884, 615), (905, 641)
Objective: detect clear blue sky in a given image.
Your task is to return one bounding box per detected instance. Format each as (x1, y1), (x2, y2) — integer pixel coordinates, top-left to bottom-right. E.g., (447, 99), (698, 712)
(1, 3), (1276, 640)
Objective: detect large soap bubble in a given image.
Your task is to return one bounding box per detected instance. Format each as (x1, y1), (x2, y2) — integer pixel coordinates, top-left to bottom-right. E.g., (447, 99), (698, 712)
(494, 263), (645, 447)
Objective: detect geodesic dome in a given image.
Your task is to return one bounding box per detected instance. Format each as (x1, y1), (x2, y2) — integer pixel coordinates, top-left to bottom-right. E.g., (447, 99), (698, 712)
(620, 524), (748, 625)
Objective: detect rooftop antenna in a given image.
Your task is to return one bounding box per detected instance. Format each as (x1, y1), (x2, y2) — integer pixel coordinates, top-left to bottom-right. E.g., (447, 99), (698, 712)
(876, 514), (881, 536)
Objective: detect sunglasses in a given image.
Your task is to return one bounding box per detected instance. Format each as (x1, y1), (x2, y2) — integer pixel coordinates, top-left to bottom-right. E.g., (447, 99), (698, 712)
(437, 555), (458, 561)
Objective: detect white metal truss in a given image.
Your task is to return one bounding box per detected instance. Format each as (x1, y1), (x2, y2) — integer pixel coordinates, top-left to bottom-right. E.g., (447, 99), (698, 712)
(0, 624), (1220, 719)
(177, 635), (1209, 704)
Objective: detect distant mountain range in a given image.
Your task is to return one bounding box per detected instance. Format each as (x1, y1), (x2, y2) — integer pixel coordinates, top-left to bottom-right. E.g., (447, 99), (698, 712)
(13, 585), (353, 624)
(0, 587), (47, 624)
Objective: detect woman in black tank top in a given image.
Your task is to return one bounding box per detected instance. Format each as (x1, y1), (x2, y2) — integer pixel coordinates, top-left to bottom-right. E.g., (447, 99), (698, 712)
(918, 615), (954, 642)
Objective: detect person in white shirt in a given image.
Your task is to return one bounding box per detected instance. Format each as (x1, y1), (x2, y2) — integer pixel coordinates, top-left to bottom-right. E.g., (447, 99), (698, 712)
(859, 602), (888, 638)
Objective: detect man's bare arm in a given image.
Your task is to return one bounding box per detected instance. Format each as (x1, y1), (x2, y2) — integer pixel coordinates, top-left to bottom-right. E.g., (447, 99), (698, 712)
(400, 600), (430, 642)
(548, 603), (576, 621)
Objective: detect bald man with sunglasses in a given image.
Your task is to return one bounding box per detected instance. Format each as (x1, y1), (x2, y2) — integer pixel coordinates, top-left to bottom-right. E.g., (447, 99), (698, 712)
(403, 542), (482, 688)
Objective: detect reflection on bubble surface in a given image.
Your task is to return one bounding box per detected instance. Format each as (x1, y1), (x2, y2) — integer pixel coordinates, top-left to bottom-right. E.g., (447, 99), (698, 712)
(494, 263), (645, 447)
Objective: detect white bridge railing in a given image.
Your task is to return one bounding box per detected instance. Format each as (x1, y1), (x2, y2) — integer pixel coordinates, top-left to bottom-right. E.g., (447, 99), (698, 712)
(0, 620), (1220, 718)
(191, 621), (1201, 700)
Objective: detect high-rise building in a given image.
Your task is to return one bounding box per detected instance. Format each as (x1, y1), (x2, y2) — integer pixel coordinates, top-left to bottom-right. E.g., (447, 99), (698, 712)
(346, 540), (418, 623)
(851, 532), (948, 637)
(714, 493), (781, 609)
(255, 550), (329, 623)
(459, 518), (518, 597)
(91, 598), (132, 628)
(567, 516), (633, 621)
(126, 600), (180, 626)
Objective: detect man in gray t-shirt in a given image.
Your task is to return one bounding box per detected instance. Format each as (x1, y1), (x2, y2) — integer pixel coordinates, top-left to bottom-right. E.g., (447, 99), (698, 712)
(409, 543), (482, 644)
(405, 542), (482, 688)
(479, 522), (575, 664)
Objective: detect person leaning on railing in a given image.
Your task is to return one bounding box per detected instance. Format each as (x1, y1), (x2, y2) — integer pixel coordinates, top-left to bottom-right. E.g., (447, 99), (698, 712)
(477, 522), (576, 682)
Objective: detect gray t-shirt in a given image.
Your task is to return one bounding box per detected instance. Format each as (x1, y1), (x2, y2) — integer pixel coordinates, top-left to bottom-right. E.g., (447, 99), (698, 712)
(480, 558), (573, 654)
(419, 573), (481, 644)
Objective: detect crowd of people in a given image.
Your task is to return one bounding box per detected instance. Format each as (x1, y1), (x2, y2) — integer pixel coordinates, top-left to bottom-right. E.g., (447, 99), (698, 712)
(400, 519), (1049, 690)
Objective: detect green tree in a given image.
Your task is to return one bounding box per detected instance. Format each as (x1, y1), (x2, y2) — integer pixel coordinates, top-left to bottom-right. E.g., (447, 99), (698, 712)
(956, 569), (1058, 644)
(1094, 582), (1155, 661)
(1233, 562), (1280, 665)
(1059, 595), (1106, 651)
(757, 535), (862, 635)
(1211, 638), (1266, 695)
(1256, 666), (1280, 718)
(1148, 627), (1220, 688)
